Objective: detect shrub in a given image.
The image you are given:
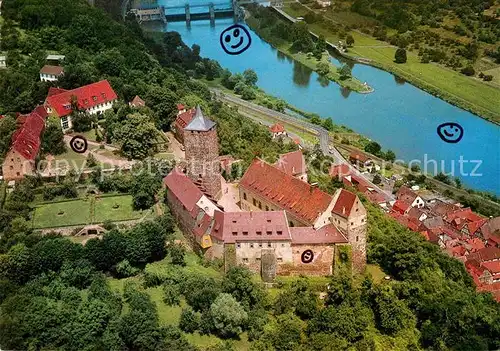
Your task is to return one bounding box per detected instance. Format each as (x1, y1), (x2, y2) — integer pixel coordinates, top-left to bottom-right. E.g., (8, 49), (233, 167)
(163, 284), (181, 306)
(394, 48), (407, 63)
(179, 307), (200, 333)
(460, 65), (475, 76)
(115, 259), (139, 278)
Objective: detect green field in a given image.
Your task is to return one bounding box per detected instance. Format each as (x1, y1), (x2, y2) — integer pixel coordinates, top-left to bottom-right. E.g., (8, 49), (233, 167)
(32, 195), (145, 228)
(282, 4), (500, 123)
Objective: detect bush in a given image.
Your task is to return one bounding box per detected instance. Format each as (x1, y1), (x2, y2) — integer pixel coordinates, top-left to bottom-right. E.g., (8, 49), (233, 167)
(483, 75), (493, 81)
(372, 174), (382, 184)
(163, 284), (181, 306)
(169, 243), (186, 266)
(394, 48), (407, 63)
(460, 65), (475, 76)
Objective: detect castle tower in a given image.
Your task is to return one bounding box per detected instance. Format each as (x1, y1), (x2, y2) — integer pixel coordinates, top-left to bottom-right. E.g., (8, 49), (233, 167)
(184, 106), (222, 199)
(330, 189), (367, 273)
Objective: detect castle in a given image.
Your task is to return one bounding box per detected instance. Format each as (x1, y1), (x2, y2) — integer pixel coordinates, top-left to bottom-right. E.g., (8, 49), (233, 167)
(164, 106), (367, 279)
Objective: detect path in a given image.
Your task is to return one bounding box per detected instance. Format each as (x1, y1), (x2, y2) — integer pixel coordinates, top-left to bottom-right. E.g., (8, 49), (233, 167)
(212, 88), (394, 200)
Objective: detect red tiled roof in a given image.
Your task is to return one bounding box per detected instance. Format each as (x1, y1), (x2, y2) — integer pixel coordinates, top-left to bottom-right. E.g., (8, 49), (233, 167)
(447, 245), (467, 257)
(466, 238), (486, 252)
(393, 200), (410, 214)
(289, 224), (348, 244)
(211, 210), (291, 243)
(45, 80), (117, 117)
(163, 169), (203, 213)
(47, 87), (68, 97)
(269, 123), (285, 133)
(349, 150), (370, 163)
(482, 261), (500, 274)
(177, 104), (186, 111)
(364, 189), (387, 204)
(407, 206), (424, 221)
(130, 95), (145, 107)
(445, 208), (483, 224)
(469, 246), (500, 263)
(331, 189), (357, 218)
(193, 213), (213, 239)
(431, 200), (459, 216)
(240, 159), (333, 224)
(329, 163), (352, 178)
(40, 65), (64, 75)
(396, 186), (419, 203)
(481, 217), (500, 244)
(275, 150), (306, 176)
(175, 108), (196, 130)
(9, 107), (47, 160)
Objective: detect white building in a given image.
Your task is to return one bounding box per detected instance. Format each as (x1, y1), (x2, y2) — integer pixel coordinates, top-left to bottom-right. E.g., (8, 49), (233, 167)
(0, 56), (6, 69)
(39, 65), (64, 82)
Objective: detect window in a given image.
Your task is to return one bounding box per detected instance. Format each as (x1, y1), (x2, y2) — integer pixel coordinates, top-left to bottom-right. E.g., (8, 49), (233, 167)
(258, 202), (262, 209)
(356, 208), (359, 212)
(83, 99), (89, 105)
(253, 198), (257, 206)
(232, 231), (237, 236)
(281, 243), (285, 247)
(101, 92), (107, 99)
(258, 243), (262, 248)
(277, 230), (282, 235)
(9, 166), (13, 170)
(356, 236), (359, 242)
(10, 158), (13, 162)
(243, 231), (248, 235)
(16, 172), (20, 176)
(237, 243), (241, 248)
(256, 231), (262, 235)
(242, 258), (248, 263)
(250, 243), (254, 248)
(265, 206), (269, 211)
(289, 221), (294, 227)
(61, 116), (69, 130)
(92, 96), (98, 101)
(267, 243), (272, 248)
(232, 220), (237, 223)
(267, 219), (271, 223)
(351, 222), (354, 225)
(277, 258), (283, 262)
(256, 257), (261, 261)
(243, 193), (247, 200)
(266, 231), (272, 235)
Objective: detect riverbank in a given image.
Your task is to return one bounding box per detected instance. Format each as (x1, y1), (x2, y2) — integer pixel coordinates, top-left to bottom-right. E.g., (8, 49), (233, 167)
(280, 3), (500, 125)
(245, 13), (373, 94)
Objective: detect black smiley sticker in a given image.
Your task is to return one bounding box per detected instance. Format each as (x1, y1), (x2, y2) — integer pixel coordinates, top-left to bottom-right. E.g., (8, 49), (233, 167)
(437, 122), (464, 144)
(220, 24), (251, 55)
(301, 250), (314, 264)
(70, 135), (88, 154)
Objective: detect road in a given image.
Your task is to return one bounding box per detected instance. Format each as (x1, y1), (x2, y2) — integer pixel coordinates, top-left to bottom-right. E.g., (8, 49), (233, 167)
(212, 88), (394, 200)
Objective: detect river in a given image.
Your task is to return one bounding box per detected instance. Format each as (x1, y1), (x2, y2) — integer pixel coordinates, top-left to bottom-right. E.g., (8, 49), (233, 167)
(146, 17), (500, 195)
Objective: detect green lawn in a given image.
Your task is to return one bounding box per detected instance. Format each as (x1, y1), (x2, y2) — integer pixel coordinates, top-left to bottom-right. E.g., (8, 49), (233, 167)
(93, 195), (145, 223)
(32, 198), (92, 228)
(282, 4), (500, 123)
(45, 146), (99, 173)
(32, 195), (145, 229)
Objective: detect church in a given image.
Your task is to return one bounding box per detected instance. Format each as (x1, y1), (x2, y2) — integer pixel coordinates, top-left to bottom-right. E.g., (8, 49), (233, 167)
(164, 106), (367, 279)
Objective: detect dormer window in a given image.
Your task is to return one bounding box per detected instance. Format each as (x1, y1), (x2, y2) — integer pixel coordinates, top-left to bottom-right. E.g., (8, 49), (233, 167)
(83, 99), (89, 105)
(92, 96), (98, 102)
(101, 92), (107, 99)
(63, 103), (71, 110)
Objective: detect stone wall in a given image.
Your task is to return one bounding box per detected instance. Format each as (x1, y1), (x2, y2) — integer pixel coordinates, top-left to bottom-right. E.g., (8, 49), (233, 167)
(166, 189), (197, 241)
(2, 149), (35, 180)
(278, 243), (335, 276)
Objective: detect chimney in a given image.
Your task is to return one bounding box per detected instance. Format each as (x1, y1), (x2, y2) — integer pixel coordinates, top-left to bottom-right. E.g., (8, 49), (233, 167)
(310, 182), (318, 193)
(342, 207), (345, 215)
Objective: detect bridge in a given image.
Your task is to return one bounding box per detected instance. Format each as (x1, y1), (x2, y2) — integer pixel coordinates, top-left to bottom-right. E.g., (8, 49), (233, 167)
(126, 0), (284, 24)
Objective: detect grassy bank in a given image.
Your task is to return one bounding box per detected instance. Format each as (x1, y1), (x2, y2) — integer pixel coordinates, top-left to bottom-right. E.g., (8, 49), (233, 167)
(281, 3), (500, 125)
(245, 16), (373, 94)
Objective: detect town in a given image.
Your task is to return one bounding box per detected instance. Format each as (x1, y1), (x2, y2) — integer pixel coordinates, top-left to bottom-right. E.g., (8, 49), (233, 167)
(0, 0), (499, 350)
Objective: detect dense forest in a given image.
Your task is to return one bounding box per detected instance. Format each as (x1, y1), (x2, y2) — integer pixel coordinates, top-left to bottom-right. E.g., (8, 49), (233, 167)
(0, 0), (500, 350)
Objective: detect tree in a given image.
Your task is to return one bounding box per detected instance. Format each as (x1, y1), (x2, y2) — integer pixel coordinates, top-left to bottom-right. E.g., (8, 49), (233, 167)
(241, 86), (256, 100)
(222, 266), (265, 310)
(364, 141), (382, 155)
(209, 293), (248, 338)
(394, 48), (407, 63)
(316, 62), (330, 76)
(182, 274), (221, 312)
(373, 174), (382, 184)
(163, 284), (181, 306)
(0, 115), (18, 158)
(338, 64), (352, 80)
(71, 111), (94, 132)
(322, 117), (334, 131)
(262, 313), (303, 351)
(112, 113), (158, 159)
(384, 149), (396, 162)
(346, 34), (355, 47)
(179, 307), (200, 333)
(243, 69), (258, 86)
(372, 285), (416, 335)
(169, 243), (186, 266)
(325, 269), (353, 306)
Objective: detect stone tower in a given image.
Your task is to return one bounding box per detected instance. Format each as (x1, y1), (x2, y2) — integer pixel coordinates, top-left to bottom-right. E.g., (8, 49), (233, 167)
(184, 106), (222, 199)
(330, 189), (367, 273)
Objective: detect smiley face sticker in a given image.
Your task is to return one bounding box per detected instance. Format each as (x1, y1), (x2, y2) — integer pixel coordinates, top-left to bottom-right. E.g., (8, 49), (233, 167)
(220, 24), (251, 55)
(437, 122), (464, 144)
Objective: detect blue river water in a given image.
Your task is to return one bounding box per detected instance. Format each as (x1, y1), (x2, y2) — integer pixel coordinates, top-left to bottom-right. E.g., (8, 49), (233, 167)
(151, 17), (500, 195)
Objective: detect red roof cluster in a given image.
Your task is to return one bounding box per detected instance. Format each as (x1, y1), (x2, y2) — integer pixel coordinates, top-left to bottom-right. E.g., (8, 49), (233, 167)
(240, 159), (333, 224)
(45, 80), (117, 117)
(163, 168), (203, 216)
(329, 163), (352, 178)
(9, 106), (47, 160)
(130, 95), (145, 108)
(275, 150), (306, 176)
(349, 150), (370, 163)
(331, 189), (357, 218)
(269, 123), (285, 134)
